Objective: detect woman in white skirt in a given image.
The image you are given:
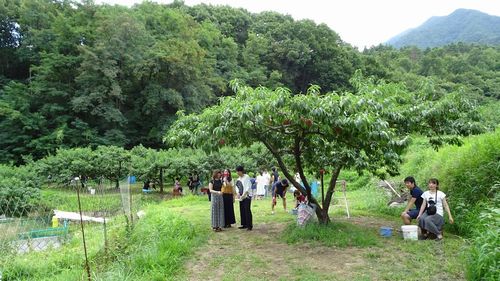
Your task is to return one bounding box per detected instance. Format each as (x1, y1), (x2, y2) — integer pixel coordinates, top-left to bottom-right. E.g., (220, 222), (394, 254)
(255, 171), (267, 199)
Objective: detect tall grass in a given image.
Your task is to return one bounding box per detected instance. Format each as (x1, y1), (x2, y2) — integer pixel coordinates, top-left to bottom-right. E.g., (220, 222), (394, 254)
(465, 204), (500, 281)
(0, 194), (205, 281)
(397, 130), (500, 280)
(94, 196), (207, 281)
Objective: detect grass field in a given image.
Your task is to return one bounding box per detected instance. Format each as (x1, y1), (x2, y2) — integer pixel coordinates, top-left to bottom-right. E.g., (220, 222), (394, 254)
(0, 186), (469, 281)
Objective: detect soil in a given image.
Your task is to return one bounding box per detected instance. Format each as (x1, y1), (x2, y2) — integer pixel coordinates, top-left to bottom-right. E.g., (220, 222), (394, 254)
(182, 216), (407, 281)
(177, 200), (465, 281)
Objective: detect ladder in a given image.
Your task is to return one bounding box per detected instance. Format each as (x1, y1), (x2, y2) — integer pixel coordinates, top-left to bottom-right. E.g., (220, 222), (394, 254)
(331, 180), (350, 218)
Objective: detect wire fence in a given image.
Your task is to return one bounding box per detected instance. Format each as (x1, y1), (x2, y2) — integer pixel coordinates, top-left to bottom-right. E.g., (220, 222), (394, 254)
(0, 176), (146, 280)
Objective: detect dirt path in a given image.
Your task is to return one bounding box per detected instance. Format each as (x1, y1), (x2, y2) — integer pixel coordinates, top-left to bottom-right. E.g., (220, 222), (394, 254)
(180, 215), (450, 281)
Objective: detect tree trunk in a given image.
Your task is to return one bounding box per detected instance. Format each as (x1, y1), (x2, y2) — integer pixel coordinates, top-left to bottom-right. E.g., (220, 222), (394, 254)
(159, 168), (164, 194)
(115, 161), (122, 189)
(258, 136), (342, 224)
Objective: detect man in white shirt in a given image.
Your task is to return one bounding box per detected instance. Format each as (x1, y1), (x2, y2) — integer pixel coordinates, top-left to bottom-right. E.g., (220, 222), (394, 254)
(236, 165), (253, 230)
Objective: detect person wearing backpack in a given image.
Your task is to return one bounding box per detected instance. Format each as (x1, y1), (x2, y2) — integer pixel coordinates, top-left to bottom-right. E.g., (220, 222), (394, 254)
(417, 178), (454, 240)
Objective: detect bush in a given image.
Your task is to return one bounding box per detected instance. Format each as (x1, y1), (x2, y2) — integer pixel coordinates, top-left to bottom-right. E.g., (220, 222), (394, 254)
(338, 170), (372, 191)
(0, 165), (41, 217)
(399, 130), (500, 236)
(398, 130), (500, 280)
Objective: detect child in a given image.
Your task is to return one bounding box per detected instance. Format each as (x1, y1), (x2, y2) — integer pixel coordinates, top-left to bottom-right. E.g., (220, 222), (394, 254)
(293, 190), (307, 208)
(174, 177), (183, 194)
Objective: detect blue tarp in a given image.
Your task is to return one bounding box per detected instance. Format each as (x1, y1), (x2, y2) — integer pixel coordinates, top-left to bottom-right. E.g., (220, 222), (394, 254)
(311, 181), (319, 196)
(128, 176), (136, 184)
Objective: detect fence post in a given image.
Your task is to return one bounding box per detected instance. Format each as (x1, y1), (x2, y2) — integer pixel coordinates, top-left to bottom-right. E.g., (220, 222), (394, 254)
(75, 178), (91, 281)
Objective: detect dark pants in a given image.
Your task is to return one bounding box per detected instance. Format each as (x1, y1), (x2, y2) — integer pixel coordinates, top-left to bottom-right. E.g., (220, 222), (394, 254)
(223, 193), (236, 226)
(239, 198), (253, 228)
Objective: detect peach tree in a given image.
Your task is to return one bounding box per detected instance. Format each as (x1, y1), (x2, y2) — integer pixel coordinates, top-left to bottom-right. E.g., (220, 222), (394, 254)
(165, 72), (481, 223)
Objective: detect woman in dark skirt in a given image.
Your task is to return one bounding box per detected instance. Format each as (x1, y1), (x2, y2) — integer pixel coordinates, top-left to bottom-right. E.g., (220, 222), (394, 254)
(222, 169), (237, 228)
(209, 170), (225, 231)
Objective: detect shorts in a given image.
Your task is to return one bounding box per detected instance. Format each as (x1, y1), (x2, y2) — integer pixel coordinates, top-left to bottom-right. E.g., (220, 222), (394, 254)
(407, 209), (419, 219)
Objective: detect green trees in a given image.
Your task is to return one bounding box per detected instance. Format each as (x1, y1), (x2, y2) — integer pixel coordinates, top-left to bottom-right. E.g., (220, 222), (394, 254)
(166, 74), (481, 223)
(364, 44), (500, 99)
(35, 146), (130, 190)
(0, 0), (498, 165)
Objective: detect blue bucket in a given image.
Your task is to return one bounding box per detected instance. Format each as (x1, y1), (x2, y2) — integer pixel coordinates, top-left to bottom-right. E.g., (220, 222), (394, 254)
(380, 227), (392, 237)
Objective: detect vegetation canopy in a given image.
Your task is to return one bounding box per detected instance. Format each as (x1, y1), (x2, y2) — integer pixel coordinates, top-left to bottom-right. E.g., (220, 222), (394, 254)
(166, 72), (482, 223)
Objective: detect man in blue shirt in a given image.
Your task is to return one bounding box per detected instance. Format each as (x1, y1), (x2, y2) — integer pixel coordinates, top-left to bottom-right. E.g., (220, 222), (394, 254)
(401, 176), (424, 225)
(272, 179), (289, 214)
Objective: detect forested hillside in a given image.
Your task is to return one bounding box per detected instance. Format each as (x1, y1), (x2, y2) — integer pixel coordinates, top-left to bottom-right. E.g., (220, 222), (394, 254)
(1, 0), (499, 164)
(387, 9), (500, 48)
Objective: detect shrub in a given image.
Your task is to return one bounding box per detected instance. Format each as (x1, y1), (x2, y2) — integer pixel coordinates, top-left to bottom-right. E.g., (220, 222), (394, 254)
(397, 130), (499, 280)
(0, 165), (41, 217)
(399, 130), (500, 236)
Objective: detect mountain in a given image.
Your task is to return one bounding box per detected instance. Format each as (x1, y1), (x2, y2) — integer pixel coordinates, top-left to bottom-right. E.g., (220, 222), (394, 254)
(386, 9), (500, 48)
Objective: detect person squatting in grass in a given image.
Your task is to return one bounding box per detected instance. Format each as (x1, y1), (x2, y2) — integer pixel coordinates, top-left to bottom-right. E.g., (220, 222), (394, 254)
(417, 178), (454, 240)
(400, 176), (424, 225)
(272, 178), (289, 214)
(209, 170), (225, 232)
(293, 189), (307, 209)
(174, 177), (183, 194)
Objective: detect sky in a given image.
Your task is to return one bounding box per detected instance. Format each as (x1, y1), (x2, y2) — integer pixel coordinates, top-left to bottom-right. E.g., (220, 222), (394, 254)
(98, 0), (500, 49)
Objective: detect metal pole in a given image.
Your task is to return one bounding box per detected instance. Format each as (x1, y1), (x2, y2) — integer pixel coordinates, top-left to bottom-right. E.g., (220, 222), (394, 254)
(75, 179), (91, 281)
(129, 177), (133, 225)
(99, 178), (108, 258)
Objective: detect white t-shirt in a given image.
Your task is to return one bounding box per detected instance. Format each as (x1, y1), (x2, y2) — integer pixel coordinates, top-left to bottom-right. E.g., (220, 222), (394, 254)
(421, 190), (446, 216)
(237, 174), (253, 199)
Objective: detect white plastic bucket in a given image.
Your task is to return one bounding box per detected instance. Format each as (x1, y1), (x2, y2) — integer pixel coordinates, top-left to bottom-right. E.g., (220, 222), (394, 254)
(401, 225), (418, 240)
(90, 189), (96, 195)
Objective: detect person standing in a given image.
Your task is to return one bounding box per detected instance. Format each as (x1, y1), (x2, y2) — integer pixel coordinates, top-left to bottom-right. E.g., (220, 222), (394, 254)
(263, 169), (271, 197)
(256, 171), (267, 199)
(270, 167), (280, 199)
(236, 165), (253, 231)
(209, 170), (225, 232)
(192, 172), (200, 195)
(222, 169), (237, 228)
(400, 176), (424, 225)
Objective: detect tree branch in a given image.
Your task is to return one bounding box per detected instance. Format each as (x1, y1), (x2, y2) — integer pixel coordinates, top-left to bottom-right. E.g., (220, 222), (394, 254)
(323, 165), (342, 208)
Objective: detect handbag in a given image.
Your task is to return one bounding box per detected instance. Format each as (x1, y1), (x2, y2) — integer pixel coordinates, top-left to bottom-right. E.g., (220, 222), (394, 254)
(426, 199), (437, 215)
